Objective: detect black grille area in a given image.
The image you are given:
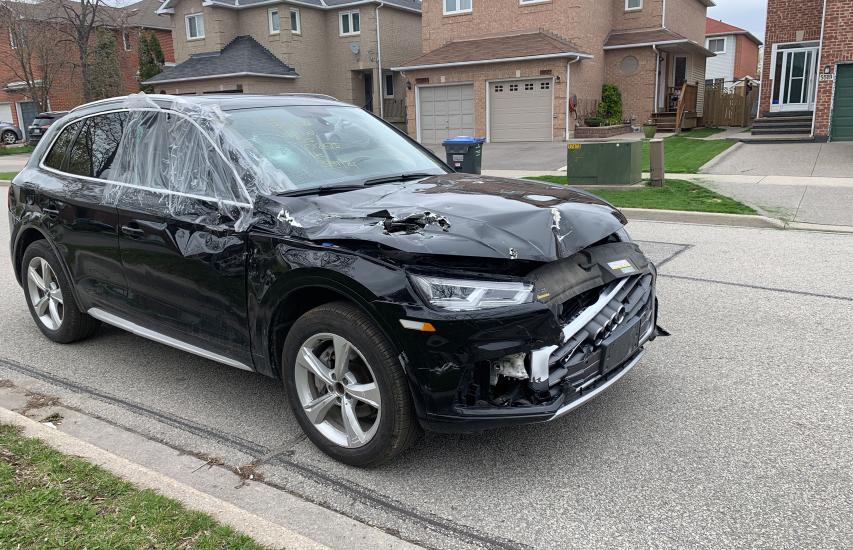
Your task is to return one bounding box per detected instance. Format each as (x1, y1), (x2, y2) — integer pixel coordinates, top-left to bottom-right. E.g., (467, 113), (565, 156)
(548, 274), (655, 390)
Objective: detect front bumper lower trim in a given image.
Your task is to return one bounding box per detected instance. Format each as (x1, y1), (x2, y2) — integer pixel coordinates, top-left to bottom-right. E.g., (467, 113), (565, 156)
(548, 349), (645, 421)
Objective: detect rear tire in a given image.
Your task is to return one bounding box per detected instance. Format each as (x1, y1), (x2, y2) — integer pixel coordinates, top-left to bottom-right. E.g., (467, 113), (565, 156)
(282, 301), (418, 467)
(1, 130), (16, 145)
(22, 241), (99, 343)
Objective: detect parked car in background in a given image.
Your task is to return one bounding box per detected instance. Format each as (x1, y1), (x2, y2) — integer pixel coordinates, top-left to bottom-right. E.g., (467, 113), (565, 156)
(8, 94), (661, 467)
(27, 112), (69, 145)
(1, 121), (23, 145)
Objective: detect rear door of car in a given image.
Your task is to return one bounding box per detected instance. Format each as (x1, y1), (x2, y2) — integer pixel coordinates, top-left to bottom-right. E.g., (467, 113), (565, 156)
(33, 113), (128, 311)
(110, 110), (253, 365)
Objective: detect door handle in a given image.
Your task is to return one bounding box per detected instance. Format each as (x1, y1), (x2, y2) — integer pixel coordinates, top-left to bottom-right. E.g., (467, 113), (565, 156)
(121, 225), (145, 239)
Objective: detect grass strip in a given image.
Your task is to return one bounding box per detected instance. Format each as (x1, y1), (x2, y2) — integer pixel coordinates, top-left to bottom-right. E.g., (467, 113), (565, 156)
(526, 177), (756, 215)
(0, 423), (266, 549)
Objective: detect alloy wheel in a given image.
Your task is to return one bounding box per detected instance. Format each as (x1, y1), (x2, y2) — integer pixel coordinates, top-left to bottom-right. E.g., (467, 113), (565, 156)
(2, 131), (15, 145)
(294, 333), (381, 448)
(27, 257), (64, 330)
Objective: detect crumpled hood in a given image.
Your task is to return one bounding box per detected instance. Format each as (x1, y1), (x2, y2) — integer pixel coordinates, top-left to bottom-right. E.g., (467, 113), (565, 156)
(259, 174), (627, 262)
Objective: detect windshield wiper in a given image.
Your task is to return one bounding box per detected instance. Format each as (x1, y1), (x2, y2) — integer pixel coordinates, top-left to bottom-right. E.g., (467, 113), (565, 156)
(276, 184), (364, 197)
(362, 173), (437, 186)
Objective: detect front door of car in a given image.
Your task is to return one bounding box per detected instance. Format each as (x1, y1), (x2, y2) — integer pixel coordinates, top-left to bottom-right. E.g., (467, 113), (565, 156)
(109, 110), (253, 364)
(33, 114), (128, 312)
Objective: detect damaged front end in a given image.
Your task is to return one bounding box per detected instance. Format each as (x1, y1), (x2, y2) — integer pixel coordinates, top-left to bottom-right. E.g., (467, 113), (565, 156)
(385, 239), (660, 433)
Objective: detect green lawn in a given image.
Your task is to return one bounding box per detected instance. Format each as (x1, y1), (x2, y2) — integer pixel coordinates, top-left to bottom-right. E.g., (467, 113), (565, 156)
(0, 424), (266, 549)
(641, 136), (735, 173)
(0, 145), (34, 156)
(527, 177), (756, 215)
(0, 172), (18, 181)
(680, 127), (726, 139)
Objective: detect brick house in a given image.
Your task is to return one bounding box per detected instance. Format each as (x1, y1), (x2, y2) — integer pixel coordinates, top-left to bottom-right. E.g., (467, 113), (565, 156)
(0, 0), (174, 139)
(146, 0), (422, 127)
(758, 0), (853, 141)
(704, 17), (762, 88)
(392, 0), (715, 143)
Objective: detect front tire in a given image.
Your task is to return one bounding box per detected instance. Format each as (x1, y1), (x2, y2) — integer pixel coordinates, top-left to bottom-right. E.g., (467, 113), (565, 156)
(22, 241), (99, 343)
(282, 301), (418, 467)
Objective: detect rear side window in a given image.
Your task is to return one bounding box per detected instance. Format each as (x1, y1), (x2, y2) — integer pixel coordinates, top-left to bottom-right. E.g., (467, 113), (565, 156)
(65, 113), (127, 179)
(43, 121), (82, 171)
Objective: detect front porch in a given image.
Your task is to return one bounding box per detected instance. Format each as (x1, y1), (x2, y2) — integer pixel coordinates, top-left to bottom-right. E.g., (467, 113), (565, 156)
(650, 44), (710, 131)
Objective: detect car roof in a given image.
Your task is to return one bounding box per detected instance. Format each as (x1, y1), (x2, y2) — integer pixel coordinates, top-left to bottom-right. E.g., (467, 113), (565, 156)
(69, 93), (351, 119)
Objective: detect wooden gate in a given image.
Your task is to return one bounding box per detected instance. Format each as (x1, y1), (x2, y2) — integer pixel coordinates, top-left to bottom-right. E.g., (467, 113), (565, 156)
(703, 83), (759, 127)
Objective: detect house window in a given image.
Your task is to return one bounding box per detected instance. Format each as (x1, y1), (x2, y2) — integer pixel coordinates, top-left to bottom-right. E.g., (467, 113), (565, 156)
(444, 0), (472, 15)
(290, 9), (301, 34)
(122, 30), (131, 51)
(9, 29), (18, 49)
(269, 8), (280, 34)
(185, 13), (204, 40)
(707, 38), (726, 54)
(384, 73), (394, 97)
(625, 0), (642, 11)
(339, 10), (360, 36)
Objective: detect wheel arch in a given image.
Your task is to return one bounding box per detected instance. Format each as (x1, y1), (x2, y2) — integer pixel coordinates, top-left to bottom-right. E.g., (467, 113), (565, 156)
(264, 275), (403, 380)
(13, 225), (84, 310)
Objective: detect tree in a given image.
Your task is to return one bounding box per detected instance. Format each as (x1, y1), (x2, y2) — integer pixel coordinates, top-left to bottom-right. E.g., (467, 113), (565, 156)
(138, 31), (164, 92)
(0, 1), (66, 113)
(89, 27), (122, 100)
(597, 84), (624, 126)
(45, 0), (107, 102)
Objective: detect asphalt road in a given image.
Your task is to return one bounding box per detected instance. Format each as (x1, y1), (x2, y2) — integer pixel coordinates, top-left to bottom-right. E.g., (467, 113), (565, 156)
(1, 185), (851, 549)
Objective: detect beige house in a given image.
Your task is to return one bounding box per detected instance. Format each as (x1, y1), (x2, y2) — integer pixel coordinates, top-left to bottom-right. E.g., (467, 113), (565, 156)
(393, 0), (715, 143)
(146, 0), (422, 126)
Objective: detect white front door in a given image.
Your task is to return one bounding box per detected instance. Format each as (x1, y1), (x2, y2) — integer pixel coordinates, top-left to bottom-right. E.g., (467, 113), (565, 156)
(777, 48), (818, 112)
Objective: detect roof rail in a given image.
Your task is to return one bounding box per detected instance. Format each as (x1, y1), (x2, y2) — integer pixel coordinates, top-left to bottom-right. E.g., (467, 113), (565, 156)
(278, 93), (339, 101)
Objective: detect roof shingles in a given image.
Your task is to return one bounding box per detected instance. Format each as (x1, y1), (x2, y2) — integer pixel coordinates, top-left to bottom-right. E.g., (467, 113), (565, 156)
(396, 31), (590, 69)
(144, 36), (298, 84)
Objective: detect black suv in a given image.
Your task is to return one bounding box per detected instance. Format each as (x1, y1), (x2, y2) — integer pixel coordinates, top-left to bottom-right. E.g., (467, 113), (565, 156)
(7, 94), (659, 466)
(26, 111), (70, 145)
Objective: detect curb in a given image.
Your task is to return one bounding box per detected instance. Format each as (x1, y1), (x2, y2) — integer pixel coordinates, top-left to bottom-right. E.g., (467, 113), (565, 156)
(697, 140), (743, 173)
(621, 207), (785, 229)
(0, 406), (328, 550)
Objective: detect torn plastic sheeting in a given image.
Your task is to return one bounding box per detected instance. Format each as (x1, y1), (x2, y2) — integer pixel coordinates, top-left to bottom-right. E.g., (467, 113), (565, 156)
(105, 93), (295, 232)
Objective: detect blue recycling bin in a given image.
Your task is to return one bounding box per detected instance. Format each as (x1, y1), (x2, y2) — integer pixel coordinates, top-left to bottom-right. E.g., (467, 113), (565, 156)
(442, 136), (485, 174)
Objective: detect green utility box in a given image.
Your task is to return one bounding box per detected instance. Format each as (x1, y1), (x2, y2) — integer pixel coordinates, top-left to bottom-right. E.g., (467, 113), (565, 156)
(566, 140), (642, 185)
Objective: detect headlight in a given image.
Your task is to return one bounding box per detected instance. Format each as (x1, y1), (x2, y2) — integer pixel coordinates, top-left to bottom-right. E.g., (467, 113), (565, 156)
(411, 275), (533, 311)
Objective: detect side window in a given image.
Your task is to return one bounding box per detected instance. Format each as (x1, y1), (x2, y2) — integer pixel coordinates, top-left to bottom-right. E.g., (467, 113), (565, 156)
(64, 113), (127, 178)
(167, 114), (240, 202)
(43, 122), (82, 171)
(65, 120), (94, 177)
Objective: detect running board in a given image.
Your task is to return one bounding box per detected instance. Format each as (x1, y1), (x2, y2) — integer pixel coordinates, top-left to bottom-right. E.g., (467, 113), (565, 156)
(87, 308), (254, 372)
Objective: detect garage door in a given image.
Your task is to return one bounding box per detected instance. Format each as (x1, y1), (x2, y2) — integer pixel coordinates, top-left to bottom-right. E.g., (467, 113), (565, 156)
(0, 103), (12, 124)
(418, 84), (474, 144)
(831, 65), (853, 141)
(489, 79), (553, 142)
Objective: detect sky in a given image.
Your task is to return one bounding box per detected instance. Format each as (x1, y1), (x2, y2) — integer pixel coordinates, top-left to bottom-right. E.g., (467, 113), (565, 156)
(707, 0), (768, 41)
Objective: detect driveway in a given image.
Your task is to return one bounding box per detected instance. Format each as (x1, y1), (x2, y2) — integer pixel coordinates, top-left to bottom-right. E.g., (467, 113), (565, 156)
(0, 152), (30, 173)
(426, 142), (570, 171)
(1, 183), (851, 549)
(701, 142), (853, 177)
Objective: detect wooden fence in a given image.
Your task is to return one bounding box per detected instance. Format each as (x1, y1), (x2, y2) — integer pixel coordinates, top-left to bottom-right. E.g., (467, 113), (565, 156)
(703, 83), (759, 127)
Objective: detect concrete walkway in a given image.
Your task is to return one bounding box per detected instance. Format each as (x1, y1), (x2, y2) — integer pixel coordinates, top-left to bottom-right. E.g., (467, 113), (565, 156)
(701, 141), (853, 177)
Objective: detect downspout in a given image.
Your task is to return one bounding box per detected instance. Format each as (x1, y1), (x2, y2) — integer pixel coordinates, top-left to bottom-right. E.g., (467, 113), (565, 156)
(812, 0), (828, 138)
(376, 2), (385, 119)
(565, 56), (581, 140)
(662, 0), (666, 29)
(653, 45), (660, 114)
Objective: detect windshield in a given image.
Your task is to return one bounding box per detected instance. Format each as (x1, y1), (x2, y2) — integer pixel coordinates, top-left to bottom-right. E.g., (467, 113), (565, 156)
(226, 105), (447, 192)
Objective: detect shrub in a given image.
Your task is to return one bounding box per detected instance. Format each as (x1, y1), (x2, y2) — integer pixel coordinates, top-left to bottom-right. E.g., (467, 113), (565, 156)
(597, 84), (623, 125)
